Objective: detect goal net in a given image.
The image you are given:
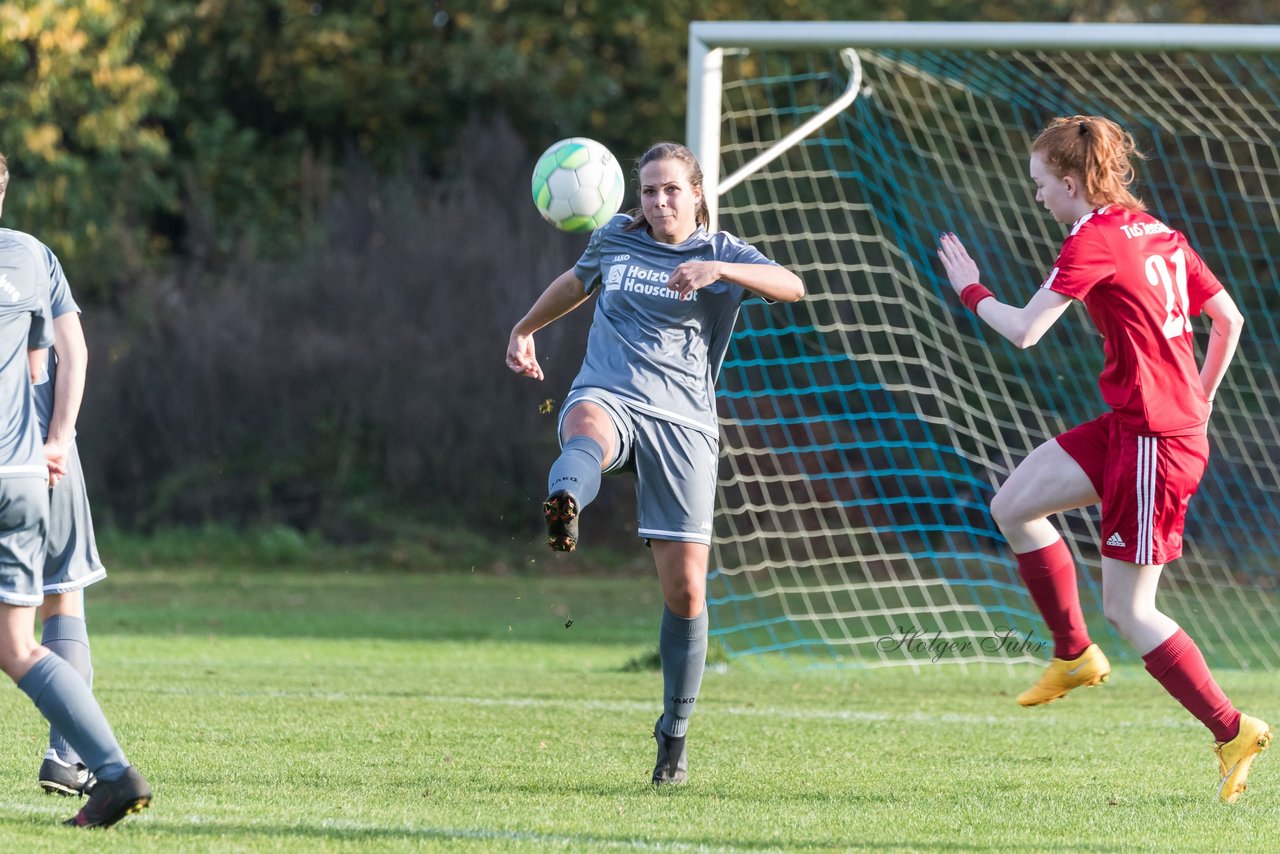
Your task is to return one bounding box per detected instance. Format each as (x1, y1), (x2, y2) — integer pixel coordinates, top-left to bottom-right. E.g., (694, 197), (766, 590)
(690, 22), (1280, 669)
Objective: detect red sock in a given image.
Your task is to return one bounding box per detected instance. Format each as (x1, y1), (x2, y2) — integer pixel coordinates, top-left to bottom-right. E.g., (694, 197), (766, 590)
(1017, 539), (1091, 660)
(1142, 628), (1241, 742)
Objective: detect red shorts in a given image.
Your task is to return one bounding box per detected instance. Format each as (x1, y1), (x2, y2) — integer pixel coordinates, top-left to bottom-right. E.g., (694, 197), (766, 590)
(1055, 412), (1209, 565)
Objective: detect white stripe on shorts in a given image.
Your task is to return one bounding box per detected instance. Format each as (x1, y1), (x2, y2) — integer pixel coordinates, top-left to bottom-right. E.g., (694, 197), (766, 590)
(1135, 435), (1158, 565)
(638, 527), (712, 545)
(0, 590), (44, 607)
(621, 400), (718, 438)
(0, 464), (48, 478)
(43, 567), (107, 595)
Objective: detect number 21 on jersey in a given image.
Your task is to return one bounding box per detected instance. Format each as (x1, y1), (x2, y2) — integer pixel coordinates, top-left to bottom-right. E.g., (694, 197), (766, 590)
(1145, 249), (1192, 339)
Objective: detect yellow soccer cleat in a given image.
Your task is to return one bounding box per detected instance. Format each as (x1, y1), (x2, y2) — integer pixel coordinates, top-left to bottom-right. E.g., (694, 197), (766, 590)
(1017, 643), (1110, 707)
(1215, 714), (1272, 804)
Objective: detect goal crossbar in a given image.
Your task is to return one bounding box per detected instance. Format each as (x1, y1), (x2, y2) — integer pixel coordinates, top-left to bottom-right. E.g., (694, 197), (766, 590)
(688, 21), (1280, 228)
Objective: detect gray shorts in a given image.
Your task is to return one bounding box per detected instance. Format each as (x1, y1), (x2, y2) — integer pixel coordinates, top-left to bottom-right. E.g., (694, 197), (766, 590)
(560, 388), (719, 545)
(0, 476), (50, 607)
(44, 440), (107, 594)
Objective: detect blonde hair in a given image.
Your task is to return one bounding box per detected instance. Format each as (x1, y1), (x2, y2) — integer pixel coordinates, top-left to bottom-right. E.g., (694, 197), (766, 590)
(1032, 116), (1146, 211)
(623, 142), (710, 233)
(0, 153), (7, 193)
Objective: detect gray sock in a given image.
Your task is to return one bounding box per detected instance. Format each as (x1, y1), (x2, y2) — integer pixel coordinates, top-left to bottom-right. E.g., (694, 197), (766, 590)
(41, 615), (93, 765)
(547, 435), (605, 507)
(659, 605), (708, 738)
(17, 654), (128, 782)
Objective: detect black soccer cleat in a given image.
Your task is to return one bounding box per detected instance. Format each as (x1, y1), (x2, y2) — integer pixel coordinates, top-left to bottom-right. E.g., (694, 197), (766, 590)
(63, 765), (151, 829)
(651, 717), (688, 785)
(543, 490), (580, 552)
(39, 751), (96, 797)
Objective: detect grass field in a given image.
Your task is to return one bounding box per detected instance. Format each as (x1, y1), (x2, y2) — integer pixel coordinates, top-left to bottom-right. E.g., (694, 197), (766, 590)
(1, 559), (1278, 852)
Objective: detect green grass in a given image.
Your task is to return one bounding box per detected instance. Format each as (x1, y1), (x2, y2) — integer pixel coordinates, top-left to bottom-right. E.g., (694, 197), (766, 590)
(1, 562), (1279, 851)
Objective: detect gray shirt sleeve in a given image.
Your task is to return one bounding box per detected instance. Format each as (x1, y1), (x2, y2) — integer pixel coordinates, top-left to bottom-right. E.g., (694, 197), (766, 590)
(46, 244), (79, 319)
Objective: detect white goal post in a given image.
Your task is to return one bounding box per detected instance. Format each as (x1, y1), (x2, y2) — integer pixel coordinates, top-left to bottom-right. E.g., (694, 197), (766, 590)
(687, 21), (1280, 669)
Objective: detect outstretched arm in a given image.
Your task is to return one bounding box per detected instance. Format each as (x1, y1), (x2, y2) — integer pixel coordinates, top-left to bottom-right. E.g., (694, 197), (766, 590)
(1198, 289), (1244, 402)
(506, 268), (591, 381)
(666, 261), (804, 302)
(937, 233), (1072, 349)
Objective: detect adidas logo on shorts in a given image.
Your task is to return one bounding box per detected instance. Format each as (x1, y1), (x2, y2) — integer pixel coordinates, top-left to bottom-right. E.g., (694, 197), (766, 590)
(1106, 532), (1126, 548)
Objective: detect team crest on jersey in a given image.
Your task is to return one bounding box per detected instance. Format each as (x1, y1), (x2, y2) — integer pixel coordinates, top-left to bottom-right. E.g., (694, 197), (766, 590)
(604, 264), (626, 291)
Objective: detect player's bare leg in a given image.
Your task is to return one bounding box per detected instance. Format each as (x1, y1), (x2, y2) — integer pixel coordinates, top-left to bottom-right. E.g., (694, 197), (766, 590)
(0, 602), (47, 683)
(1099, 559), (1177, 654)
(990, 440), (1110, 705)
(989, 439), (1099, 554)
(650, 540), (709, 784)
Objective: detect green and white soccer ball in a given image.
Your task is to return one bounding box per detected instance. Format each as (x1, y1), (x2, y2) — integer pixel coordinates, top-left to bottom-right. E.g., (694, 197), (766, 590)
(531, 137), (625, 233)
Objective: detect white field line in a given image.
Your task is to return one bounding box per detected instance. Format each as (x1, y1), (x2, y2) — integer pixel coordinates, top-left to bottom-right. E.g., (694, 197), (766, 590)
(119, 685), (1202, 730)
(0, 800), (772, 852)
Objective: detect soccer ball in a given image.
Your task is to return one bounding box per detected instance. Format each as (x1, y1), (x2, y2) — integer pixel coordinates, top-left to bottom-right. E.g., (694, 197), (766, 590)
(530, 137), (626, 233)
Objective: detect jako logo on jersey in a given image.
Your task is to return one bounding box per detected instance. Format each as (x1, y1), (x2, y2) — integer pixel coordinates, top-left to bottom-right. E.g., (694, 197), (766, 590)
(607, 254), (631, 262)
(1120, 222), (1172, 239)
(0, 273), (17, 302)
(620, 265), (696, 302)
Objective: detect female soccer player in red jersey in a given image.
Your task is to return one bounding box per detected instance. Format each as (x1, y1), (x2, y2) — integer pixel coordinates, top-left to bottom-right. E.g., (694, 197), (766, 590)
(937, 115), (1268, 803)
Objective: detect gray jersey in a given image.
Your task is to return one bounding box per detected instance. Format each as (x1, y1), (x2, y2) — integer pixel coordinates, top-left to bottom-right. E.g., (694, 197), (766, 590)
(0, 232), (53, 479)
(572, 215), (776, 436)
(0, 230), (76, 437)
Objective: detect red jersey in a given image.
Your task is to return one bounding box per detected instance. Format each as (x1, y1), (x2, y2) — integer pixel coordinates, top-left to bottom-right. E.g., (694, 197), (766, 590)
(1041, 206), (1223, 436)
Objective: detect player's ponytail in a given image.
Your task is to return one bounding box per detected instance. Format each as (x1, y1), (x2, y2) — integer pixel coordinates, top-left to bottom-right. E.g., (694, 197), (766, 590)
(1032, 116), (1146, 211)
(624, 142), (711, 232)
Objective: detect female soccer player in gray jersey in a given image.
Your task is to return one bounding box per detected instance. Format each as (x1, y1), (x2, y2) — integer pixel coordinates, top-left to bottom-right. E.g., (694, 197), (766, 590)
(0, 157), (150, 828)
(507, 142), (803, 784)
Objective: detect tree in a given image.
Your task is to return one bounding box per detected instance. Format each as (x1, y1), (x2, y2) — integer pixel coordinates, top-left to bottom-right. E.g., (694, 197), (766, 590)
(0, 0), (183, 298)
